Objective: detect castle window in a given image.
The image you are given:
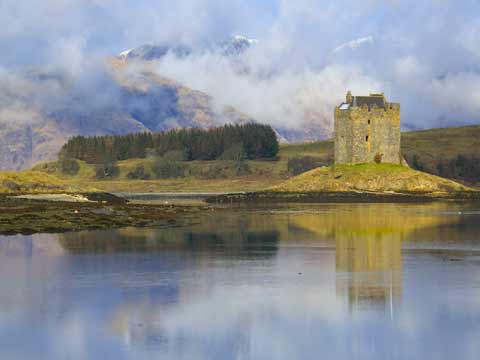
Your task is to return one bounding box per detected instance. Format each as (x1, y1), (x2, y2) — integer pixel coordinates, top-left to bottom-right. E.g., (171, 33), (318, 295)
(368, 119), (371, 125)
(366, 135), (369, 142)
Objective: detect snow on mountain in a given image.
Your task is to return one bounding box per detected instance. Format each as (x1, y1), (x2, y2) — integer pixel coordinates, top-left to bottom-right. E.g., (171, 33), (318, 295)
(332, 36), (374, 54)
(118, 49), (133, 59)
(118, 44), (192, 61)
(117, 35), (258, 62)
(232, 35), (259, 45)
(221, 35), (259, 56)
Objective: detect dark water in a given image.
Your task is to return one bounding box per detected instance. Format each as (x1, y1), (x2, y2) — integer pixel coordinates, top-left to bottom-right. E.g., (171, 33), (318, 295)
(1, 203), (480, 360)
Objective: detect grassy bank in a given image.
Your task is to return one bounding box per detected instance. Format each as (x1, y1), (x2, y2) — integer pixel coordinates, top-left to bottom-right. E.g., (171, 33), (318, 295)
(0, 171), (71, 194)
(30, 125), (480, 193)
(33, 146), (322, 192)
(0, 195), (203, 235)
(270, 163), (472, 194)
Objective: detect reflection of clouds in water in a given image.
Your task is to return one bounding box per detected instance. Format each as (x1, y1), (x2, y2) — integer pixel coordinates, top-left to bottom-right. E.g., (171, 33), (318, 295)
(1, 203), (480, 359)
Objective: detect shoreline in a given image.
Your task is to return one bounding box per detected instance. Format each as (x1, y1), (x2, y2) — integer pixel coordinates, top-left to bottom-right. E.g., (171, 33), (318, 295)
(206, 190), (480, 204)
(0, 193), (205, 236)
(2, 189), (480, 236)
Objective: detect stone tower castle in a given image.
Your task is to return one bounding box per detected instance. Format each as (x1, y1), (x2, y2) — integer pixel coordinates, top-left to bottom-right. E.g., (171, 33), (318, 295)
(334, 91), (401, 164)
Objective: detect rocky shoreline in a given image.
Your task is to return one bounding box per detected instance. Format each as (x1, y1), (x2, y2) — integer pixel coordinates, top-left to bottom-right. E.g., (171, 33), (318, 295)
(3, 189), (480, 236)
(206, 190), (480, 204)
(0, 193), (205, 236)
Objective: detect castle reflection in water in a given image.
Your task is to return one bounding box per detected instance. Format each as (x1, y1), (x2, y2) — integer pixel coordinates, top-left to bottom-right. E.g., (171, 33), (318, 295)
(1, 202), (475, 358)
(282, 203), (461, 314)
(335, 232), (402, 315)
(53, 202), (459, 317)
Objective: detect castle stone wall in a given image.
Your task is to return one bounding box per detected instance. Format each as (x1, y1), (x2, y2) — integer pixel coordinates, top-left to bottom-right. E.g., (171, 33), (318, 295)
(334, 94), (401, 164)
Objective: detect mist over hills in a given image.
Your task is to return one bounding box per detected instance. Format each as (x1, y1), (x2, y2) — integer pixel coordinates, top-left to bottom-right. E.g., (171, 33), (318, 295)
(118, 35), (258, 61)
(0, 35), (330, 170)
(0, 44), (255, 170)
(2, 1), (480, 171)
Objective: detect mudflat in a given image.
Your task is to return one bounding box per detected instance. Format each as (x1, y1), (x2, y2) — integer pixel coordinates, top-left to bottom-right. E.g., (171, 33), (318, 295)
(0, 194), (204, 235)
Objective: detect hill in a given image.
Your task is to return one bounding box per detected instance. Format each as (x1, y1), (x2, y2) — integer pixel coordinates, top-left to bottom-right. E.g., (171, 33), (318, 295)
(0, 171), (70, 194)
(0, 58), (254, 171)
(279, 126), (480, 186)
(0, 35), (333, 172)
(31, 125), (480, 193)
(401, 126), (480, 183)
(270, 164), (471, 194)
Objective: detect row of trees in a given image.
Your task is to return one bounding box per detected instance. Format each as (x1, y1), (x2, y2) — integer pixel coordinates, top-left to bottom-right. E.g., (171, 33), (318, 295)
(436, 155), (480, 183)
(60, 123), (279, 163)
(409, 154), (480, 184)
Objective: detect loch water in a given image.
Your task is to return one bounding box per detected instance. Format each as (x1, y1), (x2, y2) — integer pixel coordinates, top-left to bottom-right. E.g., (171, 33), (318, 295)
(1, 203), (480, 360)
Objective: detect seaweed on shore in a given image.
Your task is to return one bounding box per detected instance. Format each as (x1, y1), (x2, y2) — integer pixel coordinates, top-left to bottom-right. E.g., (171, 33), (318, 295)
(0, 194), (204, 236)
(206, 191), (480, 204)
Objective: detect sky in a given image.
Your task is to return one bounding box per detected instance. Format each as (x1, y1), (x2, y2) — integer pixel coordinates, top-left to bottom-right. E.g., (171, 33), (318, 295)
(1, 0), (480, 131)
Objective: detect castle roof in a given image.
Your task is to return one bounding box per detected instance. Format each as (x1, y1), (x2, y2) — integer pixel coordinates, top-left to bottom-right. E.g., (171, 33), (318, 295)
(339, 92), (391, 110)
(352, 95), (386, 109)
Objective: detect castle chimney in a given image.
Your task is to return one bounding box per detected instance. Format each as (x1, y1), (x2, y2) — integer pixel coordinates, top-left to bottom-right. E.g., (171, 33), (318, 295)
(346, 91), (353, 104)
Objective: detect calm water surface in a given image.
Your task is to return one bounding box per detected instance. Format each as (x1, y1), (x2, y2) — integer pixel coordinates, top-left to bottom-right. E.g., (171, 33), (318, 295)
(1, 203), (480, 359)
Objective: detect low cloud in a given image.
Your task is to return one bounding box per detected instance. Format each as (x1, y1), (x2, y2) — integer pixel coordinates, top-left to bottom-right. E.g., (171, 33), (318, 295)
(332, 36), (374, 54)
(152, 49), (379, 135)
(1, 0), (480, 138)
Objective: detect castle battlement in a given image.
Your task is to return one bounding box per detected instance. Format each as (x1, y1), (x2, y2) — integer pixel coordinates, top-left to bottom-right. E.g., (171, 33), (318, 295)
(334, 91), (401, 164)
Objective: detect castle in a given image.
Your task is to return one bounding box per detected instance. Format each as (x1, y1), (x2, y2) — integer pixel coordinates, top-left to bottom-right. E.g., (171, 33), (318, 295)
(334, 91), (401, 164)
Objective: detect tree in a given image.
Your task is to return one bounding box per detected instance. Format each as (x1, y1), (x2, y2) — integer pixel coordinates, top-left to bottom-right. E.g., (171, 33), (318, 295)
(127, 165), (150, 180)
(411, 154), (423, 171)
(60, 158), (80, 175)
(218, 143), (246, 161)
(152, 157), (186, 179)
(95, 162), (120, 179)
(60, 123), (280, 163)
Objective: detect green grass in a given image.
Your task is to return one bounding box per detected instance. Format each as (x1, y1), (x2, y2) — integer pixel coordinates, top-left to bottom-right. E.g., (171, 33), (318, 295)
(32, 144), (317, 193)
(30, 125), (480, 193)
(279, 139), (333, 158)
(270, 163), (471, 194)
(0, 171), (68, 194)
(401, 126), (480, 169)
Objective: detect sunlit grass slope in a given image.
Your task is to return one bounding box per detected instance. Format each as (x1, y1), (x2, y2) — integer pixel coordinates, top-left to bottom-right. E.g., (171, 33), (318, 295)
(270, 164), (472, 194)
(0, 171), (68, 194)
(30, 126), (480, 193)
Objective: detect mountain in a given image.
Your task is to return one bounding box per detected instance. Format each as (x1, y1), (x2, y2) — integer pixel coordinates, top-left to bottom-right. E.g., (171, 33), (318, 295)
(0, 35), (332, 170)
(117, 35), (258, 62)
(0, 58), (253, 170)
(116, 35), (334, 143)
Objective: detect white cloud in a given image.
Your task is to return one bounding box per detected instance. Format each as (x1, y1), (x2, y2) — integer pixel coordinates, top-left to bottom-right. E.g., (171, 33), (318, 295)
(1, 0), (480, 134)
(332, 36), (374, 54)
(458, 19), (480, 58)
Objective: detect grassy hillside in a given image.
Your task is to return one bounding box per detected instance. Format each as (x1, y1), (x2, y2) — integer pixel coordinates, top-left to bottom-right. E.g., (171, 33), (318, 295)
(32, 125), (480, 193)
(33, 158), (291, 193)
(270, 164), (471, 194)
(32, 137), (334, 193)
(0, 171), (69, 194)
(279, 139), (333, 158)
(402, 125), (480, 158)
(402, 126), (480, 182)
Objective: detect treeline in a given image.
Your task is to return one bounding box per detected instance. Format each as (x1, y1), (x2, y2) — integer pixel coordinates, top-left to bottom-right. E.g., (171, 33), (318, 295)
(409, 154), (480, 184)
(60, 123), (279, 163)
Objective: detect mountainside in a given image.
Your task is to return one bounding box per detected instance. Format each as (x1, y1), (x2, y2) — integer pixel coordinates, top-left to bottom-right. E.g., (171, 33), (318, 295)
(6, 35), (477, 172)
(117, 35), (258, 62)
(116, 36), (334, 143)
(0, 58), (253, 170)
(0, 35), (337, 170)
